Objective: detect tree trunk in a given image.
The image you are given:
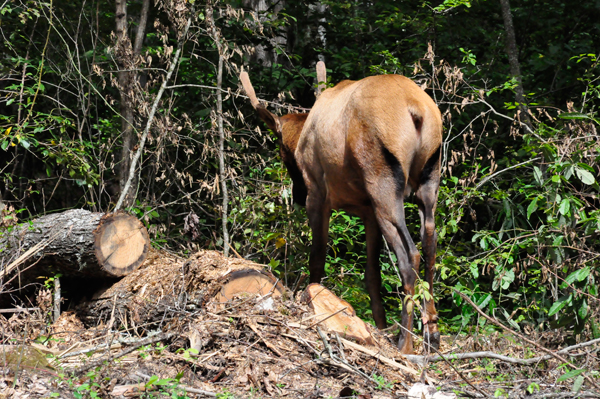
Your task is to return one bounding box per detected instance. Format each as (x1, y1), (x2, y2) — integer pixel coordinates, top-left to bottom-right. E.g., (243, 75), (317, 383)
(115, 0), (151, 208)
(499, 0), (533, 131)
(0, 209), (150, 291)
(242, 0), (286, 67)
(206, 3), (230, 257)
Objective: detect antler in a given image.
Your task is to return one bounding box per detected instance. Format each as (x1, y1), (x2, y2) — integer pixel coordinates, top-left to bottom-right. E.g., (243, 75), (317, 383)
(316, 61), (326, 97)
(240, 71), (261, 110)
(239, 71), (282, 135)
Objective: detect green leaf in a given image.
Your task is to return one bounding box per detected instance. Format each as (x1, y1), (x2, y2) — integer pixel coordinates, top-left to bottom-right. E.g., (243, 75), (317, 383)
(558, 112), (591, 120)
(565, 267), (590, 284)
(591, 318), (600, 339)
(1, 140), (9, 151)
(533, 166), (544, 186)
(578, 299), (588, 319)
(564, 165), (574, 180)
(572, 375), (584, 393)
(469, 262), (479, 278)
(153, 378), (173, 386)
(575, 167), (595, 185)
(527, 197), (538, 220)
(557, 368), (585, 382)
(548, 299), (567, 316)
(558, 198), (570, 215)
(477, 293), (492, 309)
(503, 309), (520, 331)
(501, 269), (515, 290)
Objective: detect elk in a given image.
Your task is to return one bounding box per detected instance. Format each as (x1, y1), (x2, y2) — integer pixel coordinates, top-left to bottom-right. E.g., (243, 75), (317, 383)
(240, 63), (443, 354)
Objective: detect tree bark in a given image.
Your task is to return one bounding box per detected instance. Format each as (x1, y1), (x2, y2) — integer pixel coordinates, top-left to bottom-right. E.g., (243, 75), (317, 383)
(0, 209), (150, 291)
(206, 4), (230, 257)
(499, 0), (533, 131)
(115, 0), (151, 208)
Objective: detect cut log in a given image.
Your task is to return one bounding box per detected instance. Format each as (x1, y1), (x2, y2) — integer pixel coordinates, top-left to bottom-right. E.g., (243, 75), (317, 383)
(213, 269), (286, 303)
(302, 283), (376, 346)
(0, 209), (149, 289)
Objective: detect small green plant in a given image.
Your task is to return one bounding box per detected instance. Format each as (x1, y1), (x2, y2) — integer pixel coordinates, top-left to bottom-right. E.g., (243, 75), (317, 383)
(372, 373), (393, 390)
(216, 389), (236, 399)
(181, 347), (199, 362)
(70, 369), (101, 399)
(526, 382), (540, 394)
(142, 372), (188, 399)
(138, 345), (151, 359)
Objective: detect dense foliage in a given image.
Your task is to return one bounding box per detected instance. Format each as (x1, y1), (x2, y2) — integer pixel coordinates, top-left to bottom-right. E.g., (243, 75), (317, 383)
(1, 0), (599, 354)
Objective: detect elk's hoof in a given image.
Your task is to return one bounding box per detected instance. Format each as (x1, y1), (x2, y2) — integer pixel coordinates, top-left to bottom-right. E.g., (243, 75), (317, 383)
(423, 330), (440, 351)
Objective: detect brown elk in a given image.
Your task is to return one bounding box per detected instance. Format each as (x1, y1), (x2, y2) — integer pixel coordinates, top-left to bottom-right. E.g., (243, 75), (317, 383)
(240, 63), (443, 354)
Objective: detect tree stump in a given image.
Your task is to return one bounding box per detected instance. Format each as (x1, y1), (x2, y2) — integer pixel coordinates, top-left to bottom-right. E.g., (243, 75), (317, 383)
(302, 283), (376, 346)
(1, 209), (150, 289)
(213, 269), (286, 303)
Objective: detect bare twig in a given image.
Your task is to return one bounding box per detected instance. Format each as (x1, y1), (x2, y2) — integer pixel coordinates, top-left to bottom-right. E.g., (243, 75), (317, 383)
(0, 307), (38, 314)
(53, 276), (61, 322)
(396, 323), (488, 397)
(406, 337), (600, 366)
(130, 372), (217, 397)
(456, 289), (600, 390)
(475, 157), (540, 189)
(74, 332), (173, 374)
(338, 337), (419, 377)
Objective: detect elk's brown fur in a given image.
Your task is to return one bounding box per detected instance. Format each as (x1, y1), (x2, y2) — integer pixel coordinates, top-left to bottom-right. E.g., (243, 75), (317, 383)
(240, 68), (442, 354)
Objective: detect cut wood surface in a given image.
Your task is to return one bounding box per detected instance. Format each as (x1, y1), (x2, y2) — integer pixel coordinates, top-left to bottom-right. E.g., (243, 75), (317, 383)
(94, 212), (150, 276)
(302, 283), (376, 346)
(0, 209), (149, 290)
(214, 269), (285, 303)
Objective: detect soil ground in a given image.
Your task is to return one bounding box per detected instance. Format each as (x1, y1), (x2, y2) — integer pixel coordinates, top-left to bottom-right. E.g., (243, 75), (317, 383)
(1, 250), (598, 398)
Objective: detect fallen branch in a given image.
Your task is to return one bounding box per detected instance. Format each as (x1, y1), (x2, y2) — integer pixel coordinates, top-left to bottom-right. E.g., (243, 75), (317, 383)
(315, 328), (377, 385)
(529, 393), (600, 399)
(0, 307), (39, 314)
(114, 372), (218, 397)
(338, 337), (419, 377)
(247, 319), (283, 357)
(74, 332), (173, 374)
(406, 337), (600, 366)
(396, 323), (488, 397)
(455, 289), (600, 391)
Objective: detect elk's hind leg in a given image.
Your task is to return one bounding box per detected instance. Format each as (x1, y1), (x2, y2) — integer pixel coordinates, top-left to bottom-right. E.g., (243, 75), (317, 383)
(363, 209), (386, 329)
(364, 148), (421, 354)
(305, 185), (331, 284)
(415, 151), (441, 351)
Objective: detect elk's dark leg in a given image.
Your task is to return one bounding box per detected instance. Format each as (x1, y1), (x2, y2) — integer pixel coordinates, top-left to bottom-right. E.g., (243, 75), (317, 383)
(415, 157), (441, 351)
(306, 188), (331, 283)
(363, 210), (386, 329)
(375, 202), (419, 354)
(363, 147), (420, 353)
